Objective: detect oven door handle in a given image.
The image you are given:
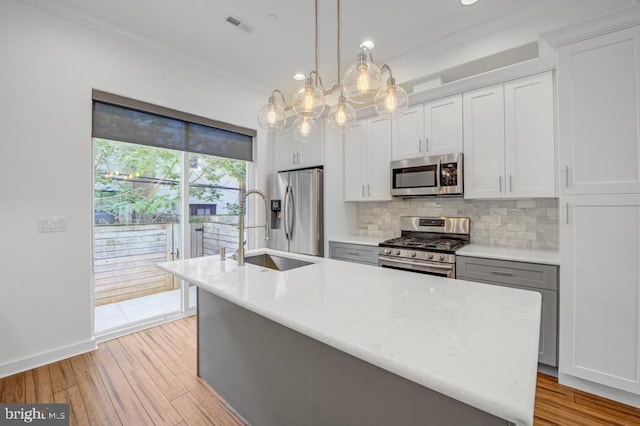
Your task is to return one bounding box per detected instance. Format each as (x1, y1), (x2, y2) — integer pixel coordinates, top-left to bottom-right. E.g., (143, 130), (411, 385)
(379, 257), (454, 270)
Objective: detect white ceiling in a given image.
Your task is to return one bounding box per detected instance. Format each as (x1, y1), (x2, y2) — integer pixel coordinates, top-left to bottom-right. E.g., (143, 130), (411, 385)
(21, 0), (600, 97)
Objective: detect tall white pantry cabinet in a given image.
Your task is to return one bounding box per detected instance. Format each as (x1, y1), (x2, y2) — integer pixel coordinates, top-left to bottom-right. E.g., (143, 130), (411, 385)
(557, 25), (640, 399)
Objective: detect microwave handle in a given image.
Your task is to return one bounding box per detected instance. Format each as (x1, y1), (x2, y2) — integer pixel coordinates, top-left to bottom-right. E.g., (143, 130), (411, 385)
(437, 158), (443, 190)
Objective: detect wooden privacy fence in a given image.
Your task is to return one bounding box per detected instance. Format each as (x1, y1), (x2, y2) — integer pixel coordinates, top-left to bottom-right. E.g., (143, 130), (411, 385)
(94, 217), (241, 306)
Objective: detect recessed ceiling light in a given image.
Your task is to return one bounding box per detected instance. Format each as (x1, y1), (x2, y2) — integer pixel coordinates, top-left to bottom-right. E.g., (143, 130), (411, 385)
(360, 40), (375, 50)
(266, 13), (278, 23)
(293, 73), (306, 81)
(460, 0), (478, 5)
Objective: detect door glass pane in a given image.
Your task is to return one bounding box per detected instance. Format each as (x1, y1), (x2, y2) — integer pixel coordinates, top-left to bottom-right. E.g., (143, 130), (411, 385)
(93, 139), (182, 334)
(188, 153), (246, 309)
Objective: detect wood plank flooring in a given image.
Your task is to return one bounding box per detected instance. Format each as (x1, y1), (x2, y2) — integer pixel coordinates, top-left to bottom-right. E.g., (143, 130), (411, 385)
(1, 316), (639, 425)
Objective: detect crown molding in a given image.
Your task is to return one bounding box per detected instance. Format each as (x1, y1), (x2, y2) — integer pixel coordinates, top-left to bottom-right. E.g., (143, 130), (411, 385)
(541, 4), (640, 47)
(16, 0), (270, 96)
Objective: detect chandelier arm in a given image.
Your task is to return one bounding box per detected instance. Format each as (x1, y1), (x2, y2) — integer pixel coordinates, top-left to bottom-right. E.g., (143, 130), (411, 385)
(271, 89), (288, 106)
(380, 64), (393, 79)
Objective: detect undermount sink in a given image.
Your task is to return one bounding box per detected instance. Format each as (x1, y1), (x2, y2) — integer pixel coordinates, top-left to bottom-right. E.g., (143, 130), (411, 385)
(243, 253), (313, 271)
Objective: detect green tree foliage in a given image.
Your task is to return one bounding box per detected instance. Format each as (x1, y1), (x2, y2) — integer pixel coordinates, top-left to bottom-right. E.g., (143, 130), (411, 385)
(94, 139), (245, 223)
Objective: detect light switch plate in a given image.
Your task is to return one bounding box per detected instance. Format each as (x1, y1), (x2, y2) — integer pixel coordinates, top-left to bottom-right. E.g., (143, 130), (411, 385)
(38, 217), (67, 233)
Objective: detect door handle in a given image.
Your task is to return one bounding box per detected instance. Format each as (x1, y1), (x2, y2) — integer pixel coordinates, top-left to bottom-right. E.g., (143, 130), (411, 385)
(418, 138), (422, 152)
(283, 186), (290, 239)
(499, 176), (502, 192)
(566, 202), (569, 225)
(509, 174), (513, 192)
(297, 152), (300, 164)
(292, 153), (296, 164)
(367, 184), (371, 197)
(565, 165), (569, 188)
(288, 186), (295, 239)
(425, 137), (429, 152)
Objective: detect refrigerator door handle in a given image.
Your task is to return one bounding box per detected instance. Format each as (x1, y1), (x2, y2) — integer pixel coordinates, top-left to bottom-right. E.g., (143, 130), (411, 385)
(286, 185), (295, 241)
(283, 185), (290, 240)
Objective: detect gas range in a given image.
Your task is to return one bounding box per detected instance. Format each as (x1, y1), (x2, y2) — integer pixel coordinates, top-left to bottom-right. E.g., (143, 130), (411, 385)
(378, 217), (470, 278)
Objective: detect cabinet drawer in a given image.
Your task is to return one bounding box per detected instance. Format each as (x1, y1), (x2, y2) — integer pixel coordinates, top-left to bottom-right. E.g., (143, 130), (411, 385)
(329, 242), (378, 265)
(456, 256), (557, 290)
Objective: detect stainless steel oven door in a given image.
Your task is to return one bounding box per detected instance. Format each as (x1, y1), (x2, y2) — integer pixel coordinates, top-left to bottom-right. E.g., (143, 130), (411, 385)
(378, 256), (455, 278)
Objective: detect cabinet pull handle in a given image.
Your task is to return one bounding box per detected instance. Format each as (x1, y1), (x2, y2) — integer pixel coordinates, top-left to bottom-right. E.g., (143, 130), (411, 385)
(347, 251), (360, 256)
(362, 185), (365, 197)
(566, 202), (569, 225)
(499, 176), (502, 192)
(418, 138), (422, 152)
(292, 153), (296, 164)
(367, 184), (371, 197)
(509, 174), (513, 192)
(425, 137), (429, 152)
(565, 166), (569, 188)
(491, 270), (514, 276)
(297, 152), (300, 164)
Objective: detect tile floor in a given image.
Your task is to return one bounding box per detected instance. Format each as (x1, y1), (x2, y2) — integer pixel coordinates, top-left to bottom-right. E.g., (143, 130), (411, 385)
(95, 286), (197, 334)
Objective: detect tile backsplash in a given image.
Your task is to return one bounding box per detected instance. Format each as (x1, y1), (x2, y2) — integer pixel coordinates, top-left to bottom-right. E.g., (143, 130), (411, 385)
(356, 198), (559, 249)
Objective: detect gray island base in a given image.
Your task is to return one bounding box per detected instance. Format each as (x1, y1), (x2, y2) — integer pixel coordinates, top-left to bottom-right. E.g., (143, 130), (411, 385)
(198, 289), (510, 426)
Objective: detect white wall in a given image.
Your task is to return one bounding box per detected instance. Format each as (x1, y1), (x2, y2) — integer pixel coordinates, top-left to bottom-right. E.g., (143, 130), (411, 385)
(0, 0), (267, 377)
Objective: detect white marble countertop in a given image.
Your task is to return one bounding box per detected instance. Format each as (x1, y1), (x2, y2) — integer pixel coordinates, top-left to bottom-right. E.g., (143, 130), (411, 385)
(158, 249), (541, 426)
(457, 244), (560, 265)
(328, 235), (384, 246)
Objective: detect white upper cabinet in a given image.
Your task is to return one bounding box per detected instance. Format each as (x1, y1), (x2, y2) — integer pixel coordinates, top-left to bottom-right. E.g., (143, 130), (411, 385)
(505, 73), (555, 198)
(557, 26), (640, 195)
(344, 116), (392, 202)
(275, 121), (324, 171)
(464, 72), (556, 199)
(392, 94), (463, 160)
(424, 94), (464, 156)
(463, 84), (506, 199)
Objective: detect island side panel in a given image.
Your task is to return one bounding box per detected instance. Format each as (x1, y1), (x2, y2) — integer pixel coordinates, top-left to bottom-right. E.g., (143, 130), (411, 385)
(197, 288), (510, 426)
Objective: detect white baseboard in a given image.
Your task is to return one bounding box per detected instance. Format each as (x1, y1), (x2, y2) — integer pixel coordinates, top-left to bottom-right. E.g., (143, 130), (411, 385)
(0, 338), (97, 379)
(558, 372), (640, 408)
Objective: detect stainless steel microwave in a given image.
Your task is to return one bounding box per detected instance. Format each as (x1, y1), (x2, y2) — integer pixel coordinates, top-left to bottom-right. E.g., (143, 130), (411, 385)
(390, 153), (463, 197)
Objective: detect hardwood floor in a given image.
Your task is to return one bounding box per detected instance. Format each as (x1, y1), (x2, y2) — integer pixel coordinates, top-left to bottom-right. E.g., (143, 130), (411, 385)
(1, 316), (639, 425)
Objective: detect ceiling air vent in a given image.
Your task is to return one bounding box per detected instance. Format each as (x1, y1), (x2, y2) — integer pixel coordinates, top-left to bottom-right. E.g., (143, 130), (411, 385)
(226, 15), (254, 34)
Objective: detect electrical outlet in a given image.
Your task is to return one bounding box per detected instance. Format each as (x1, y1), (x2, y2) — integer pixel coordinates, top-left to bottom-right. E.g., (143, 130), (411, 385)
(38, 217), (67, 233)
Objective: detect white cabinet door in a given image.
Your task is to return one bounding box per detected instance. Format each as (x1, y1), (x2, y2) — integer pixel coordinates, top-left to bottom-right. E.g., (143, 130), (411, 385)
(424, 94), (463, 156)
(391, 104), (424, 160)
(557, 26), (640, 195)
(366, 117), (392, 201)
(343, 121), (367, 201)
(275, 120), (324, 171)
(505, 72), (555, 198)
(560, 194), (640, 395)
(463, 84), (506, 199)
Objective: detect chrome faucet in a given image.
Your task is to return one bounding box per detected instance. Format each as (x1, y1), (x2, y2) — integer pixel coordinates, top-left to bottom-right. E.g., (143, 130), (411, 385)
(237, 189), (270, 266)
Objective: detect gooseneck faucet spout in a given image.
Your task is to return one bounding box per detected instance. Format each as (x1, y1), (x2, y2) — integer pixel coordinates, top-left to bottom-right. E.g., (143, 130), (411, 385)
(237, 189), (270, 266)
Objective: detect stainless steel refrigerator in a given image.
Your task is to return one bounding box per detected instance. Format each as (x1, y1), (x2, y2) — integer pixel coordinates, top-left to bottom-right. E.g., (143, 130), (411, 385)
(268, 168), (323, 256)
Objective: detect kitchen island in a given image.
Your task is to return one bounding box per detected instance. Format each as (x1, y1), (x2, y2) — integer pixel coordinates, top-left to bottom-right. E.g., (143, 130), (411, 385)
(158, 249), (541, 426)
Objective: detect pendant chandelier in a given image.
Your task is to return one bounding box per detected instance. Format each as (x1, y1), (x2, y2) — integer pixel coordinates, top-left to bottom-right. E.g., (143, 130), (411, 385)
(257, 0), (409, 141)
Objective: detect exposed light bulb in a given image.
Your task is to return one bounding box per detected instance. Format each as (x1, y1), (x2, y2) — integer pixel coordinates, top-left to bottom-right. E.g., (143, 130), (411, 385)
(267, 107), (277, 125)
(374, 77), (409, 119)
(384, 86), (398, 111)
(302, 87), (316, 111)
(356, 64), (370, 92)
(292, 115), (317, 142)
(328, 95), (356, 130)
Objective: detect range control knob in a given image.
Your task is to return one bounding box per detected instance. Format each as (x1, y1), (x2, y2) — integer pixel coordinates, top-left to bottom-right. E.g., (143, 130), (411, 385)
(438, 255), (445, 261)
(410, 251), (417, 258)
(427, 253), (434, 260)
(394, 249), (401, 256)
(384, 248), (391, 255)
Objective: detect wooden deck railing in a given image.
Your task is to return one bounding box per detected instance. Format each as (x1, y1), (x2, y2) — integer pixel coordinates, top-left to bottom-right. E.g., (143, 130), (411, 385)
(94, 218), (240, 306)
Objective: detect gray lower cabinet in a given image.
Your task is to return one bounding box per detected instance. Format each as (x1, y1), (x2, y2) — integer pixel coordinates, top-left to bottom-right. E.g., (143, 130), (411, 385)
(329, 241), (379, 266)
(456, 256), (558, 367)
